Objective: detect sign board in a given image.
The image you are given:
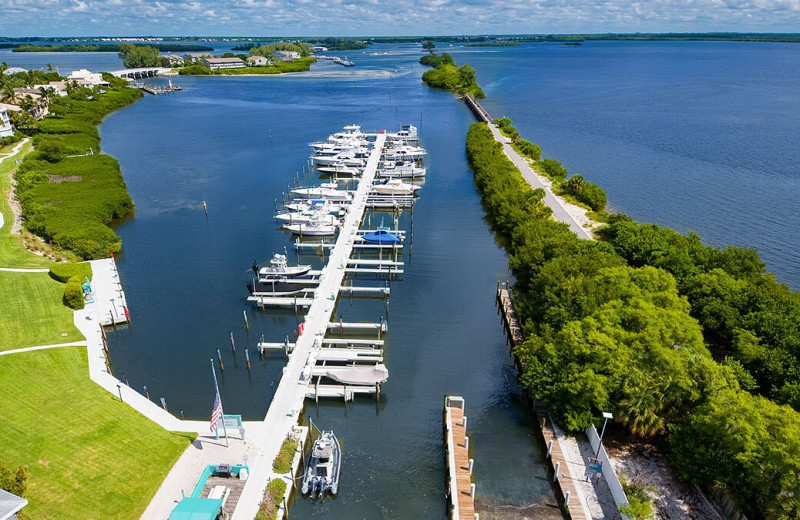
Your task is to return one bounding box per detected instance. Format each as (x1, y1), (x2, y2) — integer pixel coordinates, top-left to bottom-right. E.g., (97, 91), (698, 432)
(588, 458), (603, 474)
(215, 414), (244, 440)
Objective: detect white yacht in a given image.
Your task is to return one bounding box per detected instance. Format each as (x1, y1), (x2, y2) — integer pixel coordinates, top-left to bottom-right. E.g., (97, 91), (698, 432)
(372, 179), (422, 196)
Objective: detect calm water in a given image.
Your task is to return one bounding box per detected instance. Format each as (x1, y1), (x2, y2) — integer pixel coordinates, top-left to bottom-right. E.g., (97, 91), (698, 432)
(457, 41), (800, 289)
(96, 45), (559, 518)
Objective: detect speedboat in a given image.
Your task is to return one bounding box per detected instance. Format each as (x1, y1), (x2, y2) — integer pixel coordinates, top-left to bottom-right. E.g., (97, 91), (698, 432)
(275, 211), (339, 226)
(359, 227), (401, 244)
(317, 163), (362, 176)
(285, 199), (345, 215)
(283, 218), (338, 236)
(387, 125), (419, 144)
(379, 161), (426, 179)
(291, 186), (352, 201)
(254, 253), (311, 279)
(301, 431), (341, 498)
(372, 179), (421, 196)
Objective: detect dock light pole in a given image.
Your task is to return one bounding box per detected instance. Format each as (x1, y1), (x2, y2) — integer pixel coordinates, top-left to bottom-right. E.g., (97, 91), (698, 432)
(116, 383), (123, 403)
(595, 412), (613, 458)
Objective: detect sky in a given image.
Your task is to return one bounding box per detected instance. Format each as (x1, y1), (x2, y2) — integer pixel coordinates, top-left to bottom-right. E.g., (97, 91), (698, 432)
(1, 0), (800, 37)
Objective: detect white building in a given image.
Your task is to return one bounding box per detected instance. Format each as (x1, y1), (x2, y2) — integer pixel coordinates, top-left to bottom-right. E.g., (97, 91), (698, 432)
(246, 55), (270, 67)
(0, 107), (14, 138)
(275, 50), (300, 62)
(202, 57), (245, 70)
(67, 69), (110, 87)
(162, 54), (185, 66)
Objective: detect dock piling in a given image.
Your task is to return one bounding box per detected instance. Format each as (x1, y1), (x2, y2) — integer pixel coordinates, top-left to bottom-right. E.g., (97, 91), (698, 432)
(217, 350), (224, 371)
(229, 331), (236, 352)
(202, 200), (208, 217)
(243, 310), (250, 330)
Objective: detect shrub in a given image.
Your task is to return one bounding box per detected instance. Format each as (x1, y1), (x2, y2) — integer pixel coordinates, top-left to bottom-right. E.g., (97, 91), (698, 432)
(539, 158), (568, 180)
(516, 139), (542, 161)
(561, 174), (607, 211)
(49, 262), (92, 283)
(272, 437), (297, 474)
(63, 275), (85, 309)
(255, 478), (287, 520)
(0, 463), (27, 497)
(620, 476), (655, 519)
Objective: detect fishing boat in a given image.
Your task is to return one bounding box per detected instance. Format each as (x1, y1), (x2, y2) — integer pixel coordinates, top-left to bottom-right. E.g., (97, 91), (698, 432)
(253, 253), (311, 279)
(317, 163), (362, 176)
(283, 219), (338, 236)
(379, 160), (426, 179)
(301, 430), (341, 498)
(359, 227), (401, 244)
(372, 179), (421, 196)
(387, 124), (419, 144)
(248, 277), (313, 297)
(275, 210), (339, 226)
(291, 186), (352, 201)
(285, 199), (345, 215)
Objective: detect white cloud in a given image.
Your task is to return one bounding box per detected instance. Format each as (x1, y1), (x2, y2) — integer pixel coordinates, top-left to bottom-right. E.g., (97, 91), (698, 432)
(1, 0), (800, 35)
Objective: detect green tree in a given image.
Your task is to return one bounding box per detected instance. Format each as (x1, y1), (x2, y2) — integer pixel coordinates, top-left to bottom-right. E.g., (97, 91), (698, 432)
(118, 44), (160, 68)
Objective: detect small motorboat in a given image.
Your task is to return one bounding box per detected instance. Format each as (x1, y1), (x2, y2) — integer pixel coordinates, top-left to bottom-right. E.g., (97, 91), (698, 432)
(254, 254), (311, 279)
(359, 227), (401, 244)
(283, 219), (339, 237)
(275, 211), (339, 226)
(285, 199), (345, 215)
(372, 179), (421, 196)
(301, 430), (341, 498)
(247, 278), (312, 297)
(379, 160), (426, 179)
(291, 186), (352, 201)
(317, 163), (362, 177)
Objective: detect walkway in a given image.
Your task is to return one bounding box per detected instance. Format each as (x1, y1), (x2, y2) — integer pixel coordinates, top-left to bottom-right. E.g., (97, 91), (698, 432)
(445, 396), (476, 520)
(487, 124), (594, 240)
(0, 341), (86, 357)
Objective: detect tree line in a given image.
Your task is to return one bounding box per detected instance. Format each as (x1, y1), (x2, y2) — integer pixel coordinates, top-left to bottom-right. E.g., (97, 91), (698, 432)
(465, 121), (800, 520)
(419, 52), (485, 99)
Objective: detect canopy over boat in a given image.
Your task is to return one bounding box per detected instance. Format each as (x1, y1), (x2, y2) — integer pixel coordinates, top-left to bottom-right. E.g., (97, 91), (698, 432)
(324, 364), (389, 385)
(360, 228), (401, 244)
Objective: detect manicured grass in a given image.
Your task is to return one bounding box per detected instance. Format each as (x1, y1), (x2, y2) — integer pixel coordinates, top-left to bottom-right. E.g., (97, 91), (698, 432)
(0, 348), (194, 519)
(0, 271), (82, 351)
(0, 140), (55, 268)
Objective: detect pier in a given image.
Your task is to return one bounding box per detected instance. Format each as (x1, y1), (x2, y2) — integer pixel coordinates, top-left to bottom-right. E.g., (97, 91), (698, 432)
(496, 285), (592, 520)
(444, 396), (477, 520)
(232, 133), (389, 519)
(130, 81), (182, 95)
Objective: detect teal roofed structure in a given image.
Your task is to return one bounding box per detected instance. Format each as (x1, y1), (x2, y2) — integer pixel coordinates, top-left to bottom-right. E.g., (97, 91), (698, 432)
(167, 497), (223, 520)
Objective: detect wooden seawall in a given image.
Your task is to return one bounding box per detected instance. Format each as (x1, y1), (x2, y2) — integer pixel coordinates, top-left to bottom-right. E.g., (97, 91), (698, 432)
(496, 285), (590, 520)
(444, 395), (478, 520)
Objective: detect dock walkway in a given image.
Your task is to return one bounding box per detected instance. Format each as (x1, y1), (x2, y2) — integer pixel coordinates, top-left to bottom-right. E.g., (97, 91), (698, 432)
(445, 396), (476, 520)
(497, 287), (593, 520)
(231, 133), (388, 520)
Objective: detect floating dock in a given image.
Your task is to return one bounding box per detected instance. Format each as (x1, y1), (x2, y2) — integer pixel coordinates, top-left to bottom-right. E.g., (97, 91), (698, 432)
(90, 258), (129, 326)
(444, 396), (477, 520)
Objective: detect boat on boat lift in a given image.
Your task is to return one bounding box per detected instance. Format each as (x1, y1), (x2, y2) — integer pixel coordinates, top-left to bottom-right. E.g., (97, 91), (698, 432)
(283, 217), (339, 236)
(387, 124), (419, 144)
(359, 227), (402, 244)
(301, 430), (341, 498)
(291, 186), (353, 201)
(379, 160), (426, 179)
(317, 163), (362, 176)
(253, 253), (312, 279)
(275, 210), (339, 226)
(372, 178), (422, 196)
(284, 199), (345, 215)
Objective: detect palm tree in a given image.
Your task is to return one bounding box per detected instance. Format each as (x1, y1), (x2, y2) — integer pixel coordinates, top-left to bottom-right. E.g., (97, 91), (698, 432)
(617, 372), (667, 437)
(0, 84), (15, 104)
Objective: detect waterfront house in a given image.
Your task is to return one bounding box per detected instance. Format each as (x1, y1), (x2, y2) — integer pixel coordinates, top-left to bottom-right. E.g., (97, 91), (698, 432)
(202, 57), (245, 70)
(186, 52), (213, 62)
(0, 106), (14, 138)
(11, 88), (50, 120)
(312, 46), (328, 52)
(162, 54), (185, 66)
(67, 69), (110, 88)
(2, 67), (27, 76)
(246, 55), (270, 67)
(275, 50), (301, 61)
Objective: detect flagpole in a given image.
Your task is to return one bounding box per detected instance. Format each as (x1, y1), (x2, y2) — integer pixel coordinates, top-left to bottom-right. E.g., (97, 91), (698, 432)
(211, 359), (229, 447)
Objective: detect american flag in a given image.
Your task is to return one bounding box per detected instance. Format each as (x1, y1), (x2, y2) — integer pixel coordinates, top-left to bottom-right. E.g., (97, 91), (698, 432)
(209, 391), (223, 433)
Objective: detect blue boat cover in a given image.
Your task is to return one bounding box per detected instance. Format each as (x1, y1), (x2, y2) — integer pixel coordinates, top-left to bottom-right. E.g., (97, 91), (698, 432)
(361, 229), (400, 244)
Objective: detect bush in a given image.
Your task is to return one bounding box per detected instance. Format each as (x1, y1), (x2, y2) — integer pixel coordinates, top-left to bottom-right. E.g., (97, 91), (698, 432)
(255, 478), (287, 520)
(620, 476), (655, 519)
(63, 275), (85, 309)
(561, 174), (607, 211)
(272, 437), (297, 474)
(539, 158), (568, 180)
(49, 262), (92, 283)
(0, 463), (27, 497)
(516, 139), (541, 161)
(421, 54), (484, 99)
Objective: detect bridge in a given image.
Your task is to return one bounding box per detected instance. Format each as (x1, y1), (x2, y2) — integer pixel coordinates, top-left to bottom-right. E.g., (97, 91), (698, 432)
(110, 67), (172, 79)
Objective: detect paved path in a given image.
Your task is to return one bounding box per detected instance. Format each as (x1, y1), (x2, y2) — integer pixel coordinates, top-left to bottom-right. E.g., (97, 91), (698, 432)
(0, 138), (29, 233)
(0, 267), (50, 272)
(487, 125), (594, 240)
(0, 341), (86, 356)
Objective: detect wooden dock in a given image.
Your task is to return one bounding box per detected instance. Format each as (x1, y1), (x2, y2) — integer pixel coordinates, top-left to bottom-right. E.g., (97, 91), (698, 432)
(496, 284), (591, 520)
(444, 396), (477, 520)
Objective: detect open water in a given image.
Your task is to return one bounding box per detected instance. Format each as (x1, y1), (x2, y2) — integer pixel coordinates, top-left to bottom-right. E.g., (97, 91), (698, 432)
(3, 40), (798, 517)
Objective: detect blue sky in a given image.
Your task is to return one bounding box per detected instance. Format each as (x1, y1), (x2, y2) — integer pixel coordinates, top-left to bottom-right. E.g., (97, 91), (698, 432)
(2, 0), (800, 37)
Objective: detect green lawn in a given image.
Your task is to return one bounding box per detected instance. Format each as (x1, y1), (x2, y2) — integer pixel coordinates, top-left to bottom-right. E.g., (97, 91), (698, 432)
(0, 348), (194, 519)
(0, 140), (56, 268)
(0, 271), (82, 351)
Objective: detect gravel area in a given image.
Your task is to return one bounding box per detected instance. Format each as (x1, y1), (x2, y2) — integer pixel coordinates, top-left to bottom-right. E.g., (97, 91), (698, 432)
(606, 440), (721, 520)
